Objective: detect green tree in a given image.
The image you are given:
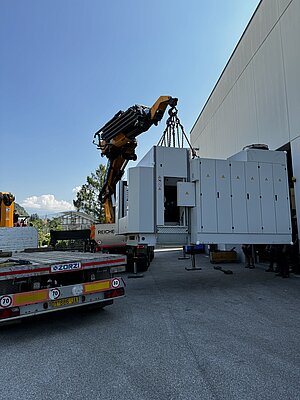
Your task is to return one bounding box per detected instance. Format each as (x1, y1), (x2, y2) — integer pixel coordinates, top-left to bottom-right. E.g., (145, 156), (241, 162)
(30, 213), (39, 221)
(73, 164), (106, 222)
(49, 217), (63, 231)
(30, 215), (48, 246)
(30, 215), (62, 246)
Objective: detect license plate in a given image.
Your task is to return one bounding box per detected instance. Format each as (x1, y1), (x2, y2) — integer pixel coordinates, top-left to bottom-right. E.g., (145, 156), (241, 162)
(51, 296), (80, 308)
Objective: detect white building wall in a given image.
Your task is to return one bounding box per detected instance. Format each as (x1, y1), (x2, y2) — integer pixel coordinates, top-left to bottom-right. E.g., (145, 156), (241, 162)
(280, 0), (300, 140)
(191, 0), (299, 159)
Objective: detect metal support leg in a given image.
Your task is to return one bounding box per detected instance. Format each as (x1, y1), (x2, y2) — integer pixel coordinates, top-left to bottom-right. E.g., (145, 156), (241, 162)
(185, 253), (202, 271)
(178, 246), (190, 260)
(128, 258), (144, 279)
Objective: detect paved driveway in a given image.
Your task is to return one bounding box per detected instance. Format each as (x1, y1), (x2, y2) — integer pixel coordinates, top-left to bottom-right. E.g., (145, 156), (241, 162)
(1, 249), (299, 400)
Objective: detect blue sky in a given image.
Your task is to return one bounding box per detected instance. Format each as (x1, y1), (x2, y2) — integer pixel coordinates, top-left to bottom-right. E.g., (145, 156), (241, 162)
(0, 0), (260, 215)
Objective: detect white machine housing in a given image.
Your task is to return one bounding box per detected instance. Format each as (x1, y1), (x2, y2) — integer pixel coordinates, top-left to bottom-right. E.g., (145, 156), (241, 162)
(115, 146), (292, 246)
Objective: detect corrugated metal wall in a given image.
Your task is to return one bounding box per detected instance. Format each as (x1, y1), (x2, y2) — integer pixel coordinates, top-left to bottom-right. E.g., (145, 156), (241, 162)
(191, 0), (299, 158)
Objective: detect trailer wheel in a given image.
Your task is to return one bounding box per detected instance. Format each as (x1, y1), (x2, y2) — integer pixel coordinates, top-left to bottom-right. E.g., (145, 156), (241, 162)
(149, 248), (154, 262)
(138, 258), (150, 272)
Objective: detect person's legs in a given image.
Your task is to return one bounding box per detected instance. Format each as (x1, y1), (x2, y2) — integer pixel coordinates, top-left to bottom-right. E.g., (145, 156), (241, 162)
(266, 247), (275, 272)
(242, 246), (250, 268)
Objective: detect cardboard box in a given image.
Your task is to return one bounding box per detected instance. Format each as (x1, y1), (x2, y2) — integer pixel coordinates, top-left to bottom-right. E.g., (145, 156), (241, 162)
(210, 250), (237, 264)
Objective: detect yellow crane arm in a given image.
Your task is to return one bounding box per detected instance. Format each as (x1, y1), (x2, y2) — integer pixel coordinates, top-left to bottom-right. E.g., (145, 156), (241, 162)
(93, 96), (177, 223)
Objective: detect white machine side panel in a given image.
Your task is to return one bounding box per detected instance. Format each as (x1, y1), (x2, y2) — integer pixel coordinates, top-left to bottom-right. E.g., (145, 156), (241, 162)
(259, 163), (276, 233)
(155, 146), (188, 177)
(245, 162), (262, 233)
(190, 158), (200, 182)
(127, 167), (154, 233)
(156, 164), (164, 226)
(155, 146), (189, 226)
(230, 161), (248, 233)
(228, 149), (287, 164)
(200, 159), (217, 233)
(137, 147), (155, 167)
(190, 188), (201, 243)
(291, 137), (300, 239)
(273, 164), (291, 234)
(155, 147), (169, 226)
(177, 182), (195, 207)
(216, 160), (232, 233)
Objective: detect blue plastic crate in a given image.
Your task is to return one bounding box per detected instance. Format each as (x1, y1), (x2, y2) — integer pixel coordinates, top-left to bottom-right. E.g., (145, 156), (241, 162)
(184, 244), (204, 254)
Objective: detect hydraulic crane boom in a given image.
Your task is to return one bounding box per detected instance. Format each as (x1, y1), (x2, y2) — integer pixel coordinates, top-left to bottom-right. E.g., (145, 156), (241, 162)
(93, 96), (177, 223)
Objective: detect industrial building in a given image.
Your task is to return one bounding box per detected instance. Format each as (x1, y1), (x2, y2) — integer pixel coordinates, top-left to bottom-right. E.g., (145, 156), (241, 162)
(190, 0), (300, 245)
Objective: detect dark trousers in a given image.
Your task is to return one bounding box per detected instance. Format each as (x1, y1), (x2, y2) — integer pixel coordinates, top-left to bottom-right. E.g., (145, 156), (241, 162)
(277, 252), (289, 277)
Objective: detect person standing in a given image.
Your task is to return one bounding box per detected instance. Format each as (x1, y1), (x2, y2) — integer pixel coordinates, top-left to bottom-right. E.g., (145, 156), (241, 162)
(276, 244), (289, 278)
(242, 244), (255, 269)
(265, 244), (278, 272)
(13, 211), (19, 227)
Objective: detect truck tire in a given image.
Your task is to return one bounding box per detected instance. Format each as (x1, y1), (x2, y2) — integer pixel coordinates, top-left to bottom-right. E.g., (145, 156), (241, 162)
(149, 248), (154, 262)
(137, 257), (150, 272)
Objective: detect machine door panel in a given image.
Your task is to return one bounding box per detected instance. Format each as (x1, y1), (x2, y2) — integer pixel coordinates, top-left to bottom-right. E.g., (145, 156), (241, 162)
(200, 159), (217, 233)
(216, 160), (232, 233)
(230, 161), (248, 233)
(259, 163), (276, 233)
(245, 162), (262, 233)
(273, 164), (291, 234)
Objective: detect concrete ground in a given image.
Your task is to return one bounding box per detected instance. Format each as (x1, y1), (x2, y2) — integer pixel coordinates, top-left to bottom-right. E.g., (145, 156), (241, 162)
(0, 249), (300, 400)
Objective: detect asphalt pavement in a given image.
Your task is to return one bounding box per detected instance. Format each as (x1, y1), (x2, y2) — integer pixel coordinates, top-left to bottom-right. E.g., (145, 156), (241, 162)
(1, 249), (300, 400)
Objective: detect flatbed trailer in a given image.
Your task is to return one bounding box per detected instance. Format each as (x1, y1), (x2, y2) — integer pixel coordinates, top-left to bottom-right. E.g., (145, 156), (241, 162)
(0, 250), (126, 323)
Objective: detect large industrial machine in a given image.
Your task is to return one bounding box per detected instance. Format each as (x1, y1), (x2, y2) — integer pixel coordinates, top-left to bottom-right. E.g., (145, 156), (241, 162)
(91, 96), (292, 270)
(115, 145), (292, 248)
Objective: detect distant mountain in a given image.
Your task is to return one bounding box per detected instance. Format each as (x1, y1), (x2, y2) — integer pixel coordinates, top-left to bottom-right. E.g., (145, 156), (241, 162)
(14, 203), (29, 216)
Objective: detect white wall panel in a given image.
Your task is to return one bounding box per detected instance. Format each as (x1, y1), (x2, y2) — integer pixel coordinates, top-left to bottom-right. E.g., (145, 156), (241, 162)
(233, 26), (254, 76)
(235, 63), (259, 150)
(252, 24), (289, 149)
(280, 0), (300, 141)
(223, 88), (238, 155)
(277, 0), (293, 15)
(198, 120), (215, 158)
(214, 103), (225, 157)
(248, 0), (279, 57)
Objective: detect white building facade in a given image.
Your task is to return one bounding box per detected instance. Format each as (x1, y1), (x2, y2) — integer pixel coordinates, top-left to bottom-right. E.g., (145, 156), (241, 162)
(191, 0), (300, 240)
